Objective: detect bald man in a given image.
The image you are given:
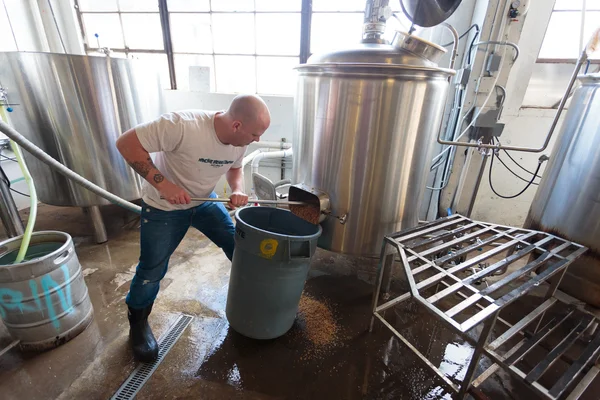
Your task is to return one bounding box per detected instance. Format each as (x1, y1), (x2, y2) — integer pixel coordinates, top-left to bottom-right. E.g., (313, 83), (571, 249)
(116, 94), (271, 361)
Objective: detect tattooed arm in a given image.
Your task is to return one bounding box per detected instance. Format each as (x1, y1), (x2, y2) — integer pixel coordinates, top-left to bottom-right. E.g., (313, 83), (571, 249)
(116, 128), (191, 205)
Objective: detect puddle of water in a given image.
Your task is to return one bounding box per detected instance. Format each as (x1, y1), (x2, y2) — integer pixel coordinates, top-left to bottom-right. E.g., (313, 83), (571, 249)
(438, 341), (474, 382)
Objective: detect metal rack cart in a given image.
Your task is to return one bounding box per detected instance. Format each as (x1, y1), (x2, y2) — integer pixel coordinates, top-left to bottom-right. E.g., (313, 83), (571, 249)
(370, 214), (600, 399)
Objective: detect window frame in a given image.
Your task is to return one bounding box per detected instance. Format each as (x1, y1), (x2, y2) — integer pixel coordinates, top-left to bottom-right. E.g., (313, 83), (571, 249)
(73, 0), (405, 93)
(75, 0), (313, 92)
(537, 3), (600, 64)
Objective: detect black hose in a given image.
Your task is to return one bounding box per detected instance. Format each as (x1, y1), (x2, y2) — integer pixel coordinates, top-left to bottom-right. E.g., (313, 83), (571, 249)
(495, 154), (539, 186)
(467, 29), (480, 65)
(0, 163), (30, 197)
(442, 24), (480, 47)
(488, 151), (543, 199)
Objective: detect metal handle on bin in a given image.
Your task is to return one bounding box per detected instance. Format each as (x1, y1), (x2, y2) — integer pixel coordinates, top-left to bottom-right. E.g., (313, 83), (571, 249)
(289, 239), (311, 260)
(54, 247), (72, 265)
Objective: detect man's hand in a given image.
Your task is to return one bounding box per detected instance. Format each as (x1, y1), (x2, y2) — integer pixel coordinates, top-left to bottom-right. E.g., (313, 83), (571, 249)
(159, 181), (191, 205)
(229, 191), (248, 209)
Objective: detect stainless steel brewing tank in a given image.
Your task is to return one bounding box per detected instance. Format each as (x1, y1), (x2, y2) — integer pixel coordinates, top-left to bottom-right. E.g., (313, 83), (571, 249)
(525, 74), (600, 307)
(292, 35), (454, 256)
(0, 52), (165, 207)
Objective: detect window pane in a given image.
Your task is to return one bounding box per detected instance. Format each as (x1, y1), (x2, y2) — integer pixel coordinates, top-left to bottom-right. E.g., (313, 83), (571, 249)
(121, 14), (164, 49)
(313, 0), (366, 11)
(175, 54), (215, 91)
(119, 0), (159, 11)
(215, 55), (256, 93)
(78, 0), (118, 11)
(311, 13), (363, 54)
(584, 11), (600, 59)
(312, 0), (401, 12)
(385, 12), (414, 40)
(538, 12), (581, 59)
(212, 14), (255, 54)
(0, 7), (17, 51)
(256, 14), (301, 55)
(211, 0), (254, 12)
(588, 0), (600, 11)
(128, 53), (171, 89)
(255, 0), (301, 11)
(82, 13), (125, 48)
(167, 0), (210, 12)
(170, 14), (212, 53)
(257, 56), (298, 95)
(554, 0), (583, 10)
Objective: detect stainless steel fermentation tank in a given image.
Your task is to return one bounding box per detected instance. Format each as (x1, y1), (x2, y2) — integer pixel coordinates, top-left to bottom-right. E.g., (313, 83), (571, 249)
(292, 33), (455, 255)
(0, 52), (164, 207)
(525, 74), (600, 307)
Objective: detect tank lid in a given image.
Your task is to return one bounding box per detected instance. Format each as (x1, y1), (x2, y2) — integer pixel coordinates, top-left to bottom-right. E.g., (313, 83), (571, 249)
(400, 0), (463, 28)
(578, 73), (600, 83)
(304, 34), (446, 68)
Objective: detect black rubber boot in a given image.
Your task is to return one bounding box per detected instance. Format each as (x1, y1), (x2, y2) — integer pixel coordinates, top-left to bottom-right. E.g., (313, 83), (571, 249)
(128, 304), (159, 362)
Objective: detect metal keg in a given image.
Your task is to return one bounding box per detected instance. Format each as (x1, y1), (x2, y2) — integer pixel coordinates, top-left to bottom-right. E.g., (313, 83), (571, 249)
(0, 231), (94, 351)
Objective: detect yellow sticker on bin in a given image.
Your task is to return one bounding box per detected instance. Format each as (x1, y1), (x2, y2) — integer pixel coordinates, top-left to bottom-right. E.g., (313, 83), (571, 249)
(259, 239), (278, 259)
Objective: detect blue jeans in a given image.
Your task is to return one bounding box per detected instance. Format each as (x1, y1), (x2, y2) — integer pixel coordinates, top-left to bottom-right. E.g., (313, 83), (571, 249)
(126, 193), (234, 309)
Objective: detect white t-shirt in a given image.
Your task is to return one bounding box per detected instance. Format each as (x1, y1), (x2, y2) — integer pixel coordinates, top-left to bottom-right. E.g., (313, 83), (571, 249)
(135, 110), (246, 211)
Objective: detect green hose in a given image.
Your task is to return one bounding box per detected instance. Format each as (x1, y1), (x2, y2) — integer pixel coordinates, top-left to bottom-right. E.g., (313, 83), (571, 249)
(0, 108), (37, 263)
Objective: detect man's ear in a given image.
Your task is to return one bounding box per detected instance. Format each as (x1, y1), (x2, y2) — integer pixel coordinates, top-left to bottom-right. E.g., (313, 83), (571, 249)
(232, 121), (242, 131)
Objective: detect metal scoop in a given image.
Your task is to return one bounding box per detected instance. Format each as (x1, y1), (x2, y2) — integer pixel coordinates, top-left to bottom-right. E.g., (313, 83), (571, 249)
(189, 197), (305, 206)
(189, 195), (323, 224)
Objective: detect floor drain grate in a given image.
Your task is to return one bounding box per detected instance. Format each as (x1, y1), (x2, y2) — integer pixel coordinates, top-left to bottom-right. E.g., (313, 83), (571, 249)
(111, 314), (193, 400)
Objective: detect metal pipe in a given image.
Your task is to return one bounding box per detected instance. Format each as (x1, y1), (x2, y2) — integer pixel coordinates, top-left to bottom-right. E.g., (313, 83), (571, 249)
(440, 23), (459, 70)
(86, 206), (107, 244)
(362, 0), (390, 42)
(0, 173), (24, 237)
(472, 40), (520, 61)
(0, 119), (142, 214)
(189, 197), (305, 206)
(437, 49), (589, 153)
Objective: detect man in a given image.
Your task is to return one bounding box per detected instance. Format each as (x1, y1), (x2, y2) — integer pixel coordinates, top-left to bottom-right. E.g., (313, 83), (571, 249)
(116, 94), (271, 361)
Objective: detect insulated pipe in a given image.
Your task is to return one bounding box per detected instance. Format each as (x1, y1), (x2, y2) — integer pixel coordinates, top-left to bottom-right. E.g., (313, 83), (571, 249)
(252, 141), (292, 149)
(242, 149), (264, 168)
(0, 120), (142, 215)
(242, 142), (293, 167)
(251, 148), (293, 176)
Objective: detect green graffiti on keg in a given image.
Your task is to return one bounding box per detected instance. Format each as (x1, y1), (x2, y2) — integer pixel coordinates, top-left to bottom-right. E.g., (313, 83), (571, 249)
(0, 264), (73, 329)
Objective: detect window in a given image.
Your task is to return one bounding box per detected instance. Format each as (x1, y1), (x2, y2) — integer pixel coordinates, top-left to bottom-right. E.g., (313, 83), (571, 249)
(0, 2), (18, 51)
(538, 0), (600, 60)
(169, 0), (302, 94)
(76, 0), (171, 88)
(75, 0), (414, 94)
(311, 0), (406, 54)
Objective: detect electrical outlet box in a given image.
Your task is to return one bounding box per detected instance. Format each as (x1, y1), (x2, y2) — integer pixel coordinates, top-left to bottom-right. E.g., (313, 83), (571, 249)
(454, 68), (471, 87)
(486, 53), (502, 73)
(473, 107), (502, 128)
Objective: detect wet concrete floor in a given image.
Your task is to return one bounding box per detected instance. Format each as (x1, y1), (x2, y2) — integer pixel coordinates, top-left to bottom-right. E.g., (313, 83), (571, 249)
(0, 204), (598, 399)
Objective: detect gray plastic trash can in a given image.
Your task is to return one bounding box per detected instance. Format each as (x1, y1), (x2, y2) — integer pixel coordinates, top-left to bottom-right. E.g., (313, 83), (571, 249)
(226, 207), (322, 339)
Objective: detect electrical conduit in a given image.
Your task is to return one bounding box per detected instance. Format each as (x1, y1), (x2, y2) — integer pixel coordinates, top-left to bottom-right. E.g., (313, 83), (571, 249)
(0, 119), (142, 215)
